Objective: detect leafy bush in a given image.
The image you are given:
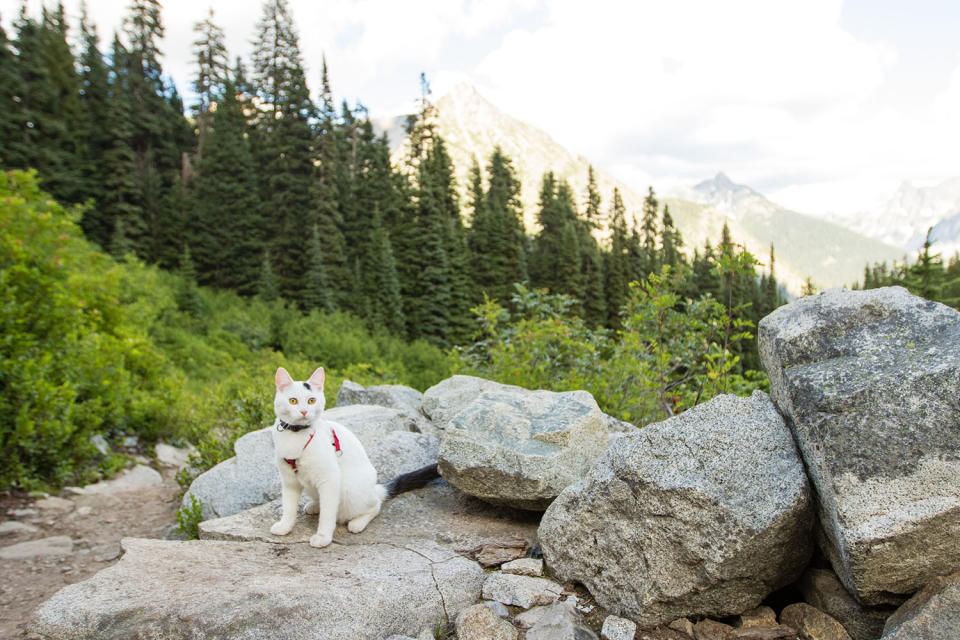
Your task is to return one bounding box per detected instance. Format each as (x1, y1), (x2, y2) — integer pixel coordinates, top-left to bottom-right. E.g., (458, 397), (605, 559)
(454, 265), (768, 428)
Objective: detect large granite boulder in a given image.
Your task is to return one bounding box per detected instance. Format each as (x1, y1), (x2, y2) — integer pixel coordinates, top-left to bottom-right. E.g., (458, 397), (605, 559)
(758, 286), (960, 605)
(539, 391), (814, 628)
(33, 537), (484, 640)
(183, 405), (423, 520)
(880, 570), (960, 639)
(433, 379), (609, 510)
(336, 380), (423, 415)
(199, 480), (540, 551)
(422, 375), (516, 427)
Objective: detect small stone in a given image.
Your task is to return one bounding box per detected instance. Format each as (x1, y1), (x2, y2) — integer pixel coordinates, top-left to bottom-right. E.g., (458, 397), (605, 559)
(483, 600), (511, 618)
(737, 606), (778, 628)
(384, 636), (418, 640)
(501, 557), (544, 576)
(0, 521), (39, 535)
(669, 618), (695, 637)
(11, 508), (39, 518)
(881, 570), (960, 639)
(602, 615), (638, 640)
(482, 573), (563, 609)
(515, 605), (551, 630)
(527, 599), (598, 640)
(155, 442), (194, 468)
(35, 497), (74, 512)
(780, 603), (851, 640)
(0, 535), (73, 560)
(91, 543), (122, 562)
(473, 536), (528, 567)
(455, 603), (519, 640)
(731, 625), (798, 640)
(123, 436), (139, 449)
(90, 434), (110, 456)
(76, 506), (92, 516)
(693, 619), (737, 640)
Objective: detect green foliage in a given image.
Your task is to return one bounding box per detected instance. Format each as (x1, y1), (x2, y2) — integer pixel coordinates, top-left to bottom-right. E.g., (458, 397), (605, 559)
(0, 171), (450, 491)
(455, 264), (769, 428)
(176, 494), (204, 539)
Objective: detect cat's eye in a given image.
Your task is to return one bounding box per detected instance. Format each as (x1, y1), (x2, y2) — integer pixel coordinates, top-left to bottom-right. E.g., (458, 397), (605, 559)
(308, 397), (317, 405)
(288, 398), (298, 405)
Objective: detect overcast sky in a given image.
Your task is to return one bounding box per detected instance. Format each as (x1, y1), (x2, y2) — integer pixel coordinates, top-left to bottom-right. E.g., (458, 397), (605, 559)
(3, 0), (959, 217)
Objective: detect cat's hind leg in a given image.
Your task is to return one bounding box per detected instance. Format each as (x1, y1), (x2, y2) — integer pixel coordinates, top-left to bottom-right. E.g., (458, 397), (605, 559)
(347, 500), (382, 533)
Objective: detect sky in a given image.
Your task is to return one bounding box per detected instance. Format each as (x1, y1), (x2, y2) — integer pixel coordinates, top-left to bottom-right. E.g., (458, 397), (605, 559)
(3, 0), (959, 218)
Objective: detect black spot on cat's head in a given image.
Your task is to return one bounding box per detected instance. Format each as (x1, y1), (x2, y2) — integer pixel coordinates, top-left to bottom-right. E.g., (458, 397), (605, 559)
(303, 382), (311, 390)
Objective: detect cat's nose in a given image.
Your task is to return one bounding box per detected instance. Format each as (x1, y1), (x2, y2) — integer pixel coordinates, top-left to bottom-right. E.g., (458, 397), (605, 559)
(300, 410), (307, 417)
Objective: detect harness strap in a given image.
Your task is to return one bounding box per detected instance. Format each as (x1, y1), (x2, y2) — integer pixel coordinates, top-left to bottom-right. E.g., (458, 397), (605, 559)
(283, 429), (341, 472)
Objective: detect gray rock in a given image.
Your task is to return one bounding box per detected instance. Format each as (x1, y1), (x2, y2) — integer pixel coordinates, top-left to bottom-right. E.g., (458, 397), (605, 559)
(422, 375), (516, 426)
(501, 557), (544, 577)
(482, 573), (564, 609)
(799, 567), (893, 640)
(199, 480), (539, 551)
(526, 600), (598, 640)
(539, 391), (814, 628)
(0, 521), (39, 535)
(155, 442), (194, 469)
(33, 537), (484, 640)
(515, 605), (551, 630)
(781, 603), (852, 640)
(437, 383), (609, 510)
(455, 603), (519, 640)
(182, 428), (279, 520)
(367, 430), (439, 484)
(484, 600), (511, 618)
(736, 606), (778, 628)
(83, 465), (162, 495)
(758, 286), (960, 605)
(325, 404), (418, 449)
(35, 497), (74, 512)
(0, 535), (73, 559)
(336, 380), (423, 415)
(89, 434), (110, 456)
(880, 570), (960, 640)
(602, 615), (637, 640)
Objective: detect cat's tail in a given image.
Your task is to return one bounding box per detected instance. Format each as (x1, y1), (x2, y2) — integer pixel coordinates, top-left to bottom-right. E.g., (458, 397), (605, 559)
(381, 463), (441, 500)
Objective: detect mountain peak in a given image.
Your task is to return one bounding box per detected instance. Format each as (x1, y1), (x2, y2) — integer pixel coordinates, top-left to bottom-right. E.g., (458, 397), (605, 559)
(694, 172), (746, 195)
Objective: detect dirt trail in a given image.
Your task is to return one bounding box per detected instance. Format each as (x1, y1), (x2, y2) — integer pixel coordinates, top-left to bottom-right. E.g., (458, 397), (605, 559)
(0, 465), (182, 640)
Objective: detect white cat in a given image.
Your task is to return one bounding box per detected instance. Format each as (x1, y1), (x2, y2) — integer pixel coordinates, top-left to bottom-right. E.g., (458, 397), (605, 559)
(270, 366), (387, 548)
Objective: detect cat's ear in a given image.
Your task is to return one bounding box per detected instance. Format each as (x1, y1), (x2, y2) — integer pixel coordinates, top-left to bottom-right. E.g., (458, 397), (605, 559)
(275, 367), (294, 392)
(308, 367), (325, 390)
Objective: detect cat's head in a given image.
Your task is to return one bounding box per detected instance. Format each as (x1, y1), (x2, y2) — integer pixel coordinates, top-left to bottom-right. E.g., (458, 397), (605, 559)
(274, 367), (326, 425)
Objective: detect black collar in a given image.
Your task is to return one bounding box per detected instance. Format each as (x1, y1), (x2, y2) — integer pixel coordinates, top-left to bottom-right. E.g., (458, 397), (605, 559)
(277, 419), (311, 432)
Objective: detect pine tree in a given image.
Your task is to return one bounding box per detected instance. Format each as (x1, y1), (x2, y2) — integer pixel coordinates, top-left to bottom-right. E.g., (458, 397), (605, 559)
(640, 185), (659, 276)
(251, 0), (318, 303)
(659, 204), (683, 268)
(188, 69), (262, 293)
(190, 8), (228, 153)
(0, 21), (25, 169)
(302, 224), (333, 312)
(603, 187), (630, 325)
(75, 5), (112, 228)
(578, 167), (606, 327)
(363, 211), (406, 334)
(257, 250), (280, 302)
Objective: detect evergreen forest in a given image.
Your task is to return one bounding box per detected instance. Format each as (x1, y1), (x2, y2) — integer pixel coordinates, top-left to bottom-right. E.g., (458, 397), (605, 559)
(4, 0), (951, 491)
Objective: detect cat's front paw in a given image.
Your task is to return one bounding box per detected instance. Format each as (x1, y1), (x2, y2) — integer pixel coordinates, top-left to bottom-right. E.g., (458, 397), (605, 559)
(270, 521), (293, 536)
(309, 533), (333, 548)
(304, 501), (320, 515)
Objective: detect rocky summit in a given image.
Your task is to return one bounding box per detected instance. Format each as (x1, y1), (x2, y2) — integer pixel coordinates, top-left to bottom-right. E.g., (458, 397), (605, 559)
(539, 391), (814, 627)
(759, 286), (960, 605)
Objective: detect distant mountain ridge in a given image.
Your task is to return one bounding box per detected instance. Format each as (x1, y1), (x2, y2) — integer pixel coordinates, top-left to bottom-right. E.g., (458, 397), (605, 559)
(826, 177), (960, 258)
(375, 84), (904, 295)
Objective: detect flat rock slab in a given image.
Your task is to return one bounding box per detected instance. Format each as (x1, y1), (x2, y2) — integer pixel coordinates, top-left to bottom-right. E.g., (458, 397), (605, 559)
(482, 573), (564, 609)
(33, 537), (485, 640)
(758, 286), (960, 604)
(82, 465), (162, 495)
(199, 480), (540, 551)
(336, 380), (423, 415)
(540, 392), (814, 628)
(437, 381), (609, 510)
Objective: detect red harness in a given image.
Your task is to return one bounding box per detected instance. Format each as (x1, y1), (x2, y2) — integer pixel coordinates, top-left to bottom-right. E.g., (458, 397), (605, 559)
(283, 430), (341, 473)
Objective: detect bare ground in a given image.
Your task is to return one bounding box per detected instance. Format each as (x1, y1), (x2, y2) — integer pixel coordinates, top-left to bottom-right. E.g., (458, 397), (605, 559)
(0, 467), (182, 640)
